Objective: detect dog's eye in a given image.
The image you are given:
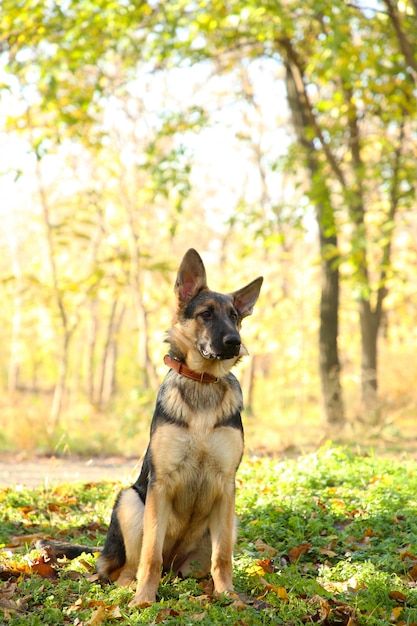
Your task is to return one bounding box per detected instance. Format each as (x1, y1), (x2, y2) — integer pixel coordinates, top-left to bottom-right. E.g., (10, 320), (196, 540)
(230, 311), (238, 322)
(200, 310), (212, 319)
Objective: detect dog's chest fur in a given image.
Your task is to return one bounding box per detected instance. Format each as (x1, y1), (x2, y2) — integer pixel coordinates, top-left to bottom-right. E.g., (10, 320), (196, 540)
(149, 371), (244, 518)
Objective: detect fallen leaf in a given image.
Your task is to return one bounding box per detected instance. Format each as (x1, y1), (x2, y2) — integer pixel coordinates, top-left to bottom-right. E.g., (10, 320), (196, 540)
(319, 547), (337, 557)
(254, 539), (278, 557)
(189, 611), (207, 620)
(230, 598), (247, 610)
(307, 594), (330, 623)
(7, 533), (45, 548)
(331, 498), (347, 509)
(314, 498), (328, 512)
(409, 564), (417, 581)
(246, 562), (266, 576)
(18, 506), (36, 516)
(155, 608), (180, 622)
(288, 542), (312, 563)
(0, 582), (29, 616)
(257, 576), (289, 600)
(191, 594), (212, 606)
(64, 598), (84, 617)
(401, 550), (417, 562)
(30, 556), (58, 580)
(108, 605), (122, 618)
(389, 590), (407, 603)
(47, 502), (63, 513)
(86, 573), (102, 583)
(88, 605), (107, 625)
(390, 606), (403, 622)
(0, 597), (28, 616)
(0, 558), (34, 579)
(256, 558), (275, 573)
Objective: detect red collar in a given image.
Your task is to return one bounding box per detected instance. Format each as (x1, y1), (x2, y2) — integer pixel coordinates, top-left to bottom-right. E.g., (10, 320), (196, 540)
(164, 354), (219, 383)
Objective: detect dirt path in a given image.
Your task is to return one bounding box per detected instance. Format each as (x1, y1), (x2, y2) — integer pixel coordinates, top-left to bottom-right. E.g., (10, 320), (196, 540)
(0, 455), (142, 489)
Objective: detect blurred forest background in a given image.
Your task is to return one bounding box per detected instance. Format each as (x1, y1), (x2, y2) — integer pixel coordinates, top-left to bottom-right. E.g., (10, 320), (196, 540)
(0, 0), (416, 458)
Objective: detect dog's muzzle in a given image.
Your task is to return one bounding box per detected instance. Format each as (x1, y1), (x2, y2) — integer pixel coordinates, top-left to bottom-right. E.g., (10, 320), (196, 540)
(200, 333), (241, 360)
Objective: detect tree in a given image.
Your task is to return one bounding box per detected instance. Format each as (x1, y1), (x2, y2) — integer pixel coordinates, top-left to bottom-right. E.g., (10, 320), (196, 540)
(284, 56), (344, 424)
(2, 0), (417, 431)
(147, 0), (416, 419)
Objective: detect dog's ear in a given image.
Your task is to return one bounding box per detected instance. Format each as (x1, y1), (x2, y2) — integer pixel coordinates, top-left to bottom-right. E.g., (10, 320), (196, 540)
(175, 249), (208, 304)
(230, 277), (263, 318)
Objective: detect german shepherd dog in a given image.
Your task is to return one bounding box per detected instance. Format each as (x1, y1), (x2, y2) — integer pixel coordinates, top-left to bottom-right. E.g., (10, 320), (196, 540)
(42, 249), (262, 607)
(96, 249), (263, 607)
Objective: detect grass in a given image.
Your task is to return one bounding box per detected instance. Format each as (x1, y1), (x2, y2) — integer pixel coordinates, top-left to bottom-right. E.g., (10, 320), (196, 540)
(2, 445), (417, 624)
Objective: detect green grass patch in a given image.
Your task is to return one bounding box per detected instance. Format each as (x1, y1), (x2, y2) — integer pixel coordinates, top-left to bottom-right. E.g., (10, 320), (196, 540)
(2, 445), (417, 624)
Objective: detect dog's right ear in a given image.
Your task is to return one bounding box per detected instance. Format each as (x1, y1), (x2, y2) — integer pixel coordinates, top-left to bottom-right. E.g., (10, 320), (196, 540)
(174, 249), (208, 305)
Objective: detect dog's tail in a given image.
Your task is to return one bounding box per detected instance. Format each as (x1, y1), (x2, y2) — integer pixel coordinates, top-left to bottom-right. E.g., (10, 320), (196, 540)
(36, 538), (101, 560)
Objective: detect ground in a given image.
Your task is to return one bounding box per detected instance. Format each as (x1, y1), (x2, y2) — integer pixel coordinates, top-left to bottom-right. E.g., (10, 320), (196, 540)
(0, 455), (141, 488)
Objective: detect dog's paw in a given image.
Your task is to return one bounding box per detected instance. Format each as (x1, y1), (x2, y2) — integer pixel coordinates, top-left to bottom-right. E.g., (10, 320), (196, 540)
(214, 588), (238, 600)
(128, 592), (155, 609)
(117, 571), (136, 587)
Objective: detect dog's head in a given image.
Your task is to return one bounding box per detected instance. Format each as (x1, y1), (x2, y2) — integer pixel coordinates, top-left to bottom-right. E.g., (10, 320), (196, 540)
(167, 249), (262, 373)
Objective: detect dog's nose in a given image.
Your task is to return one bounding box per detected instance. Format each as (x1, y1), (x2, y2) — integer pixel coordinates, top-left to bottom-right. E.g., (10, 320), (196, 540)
(223, 333), (241, 348)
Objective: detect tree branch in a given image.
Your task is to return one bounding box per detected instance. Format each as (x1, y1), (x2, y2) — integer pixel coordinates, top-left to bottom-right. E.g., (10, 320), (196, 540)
(382, 0), (417, 85)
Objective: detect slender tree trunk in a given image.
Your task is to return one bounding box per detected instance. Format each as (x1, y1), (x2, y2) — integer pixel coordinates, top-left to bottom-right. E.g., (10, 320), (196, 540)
(358, 300), (379, 402)
(284, 57), (345, 425)
(344, 91), (404, 415)
(85, 298), (98, 404)
(96, 299), (125, 408)
(34, 155), (72, 433)
(242, 354), (256, 416)
(49, 331), (71, 431)
(119, 169), (158, 390)
(318, 229), (344, 424)
(6, 211), (25, 394)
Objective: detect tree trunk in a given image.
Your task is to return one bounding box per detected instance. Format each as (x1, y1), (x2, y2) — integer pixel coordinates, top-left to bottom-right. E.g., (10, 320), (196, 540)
(284, 57), (345, 425)
(49, 330), (71, 433)
(96, 299), (125, 408)
(7, 219), (23, 394)
(318, 230), (344, 424)
(358, 299), (379, 404)
(85, 298), (99, 404)
(35, 155), (73, 433)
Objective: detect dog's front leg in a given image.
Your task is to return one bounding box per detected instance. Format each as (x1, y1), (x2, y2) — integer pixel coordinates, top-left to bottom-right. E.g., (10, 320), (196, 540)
(209, 489), (236, 596)
(129, 486), (171, 608)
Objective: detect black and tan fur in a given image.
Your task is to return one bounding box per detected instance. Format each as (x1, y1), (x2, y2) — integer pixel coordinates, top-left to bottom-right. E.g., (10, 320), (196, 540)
(96, 249), (262, 607)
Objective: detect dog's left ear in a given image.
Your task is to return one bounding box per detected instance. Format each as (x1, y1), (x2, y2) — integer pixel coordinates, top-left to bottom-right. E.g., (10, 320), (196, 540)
(175, 248), (208, 304)
(231, 277), (263, 318)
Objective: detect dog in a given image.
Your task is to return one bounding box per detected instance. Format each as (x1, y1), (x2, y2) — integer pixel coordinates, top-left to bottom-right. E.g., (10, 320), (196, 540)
(40, 248), (262, 608)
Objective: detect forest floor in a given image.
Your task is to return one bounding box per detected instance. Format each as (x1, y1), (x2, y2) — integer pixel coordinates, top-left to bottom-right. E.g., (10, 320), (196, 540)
(0, 455), (142, 488)
(1, 432), (416, 489)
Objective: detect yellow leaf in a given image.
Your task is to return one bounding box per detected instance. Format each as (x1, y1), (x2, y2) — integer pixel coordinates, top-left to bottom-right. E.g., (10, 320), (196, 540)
(275, 586), (290, 601)
(390, 606), (403, 622)
(246, 562), (265, 576)
(88, 605), (106, 626)
(257, 576), (289, 601)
